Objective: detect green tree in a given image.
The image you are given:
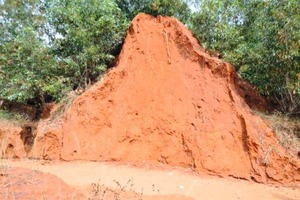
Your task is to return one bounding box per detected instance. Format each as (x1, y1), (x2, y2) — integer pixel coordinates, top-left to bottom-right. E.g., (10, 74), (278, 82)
(46, 0), (128, 89)
(116, 0), (191, 23)
(0, 0), (65, 106)
(190, 0), (300, 113)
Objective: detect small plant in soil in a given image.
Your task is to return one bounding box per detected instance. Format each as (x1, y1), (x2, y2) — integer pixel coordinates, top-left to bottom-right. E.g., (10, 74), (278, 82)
(0, 109), (26, 124)
(89, 178), (143, 200)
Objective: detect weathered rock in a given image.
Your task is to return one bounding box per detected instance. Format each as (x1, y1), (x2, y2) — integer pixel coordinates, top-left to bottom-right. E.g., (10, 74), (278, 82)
(29, 105), (64, 160)
(0, 120), (26, 158)
(34, 14), (299, 185)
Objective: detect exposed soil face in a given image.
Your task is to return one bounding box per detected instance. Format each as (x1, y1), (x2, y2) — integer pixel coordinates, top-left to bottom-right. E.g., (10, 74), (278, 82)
(29, 13), (300, 185)
(0, 120), (25, 159)
(0, 120), (37, 159)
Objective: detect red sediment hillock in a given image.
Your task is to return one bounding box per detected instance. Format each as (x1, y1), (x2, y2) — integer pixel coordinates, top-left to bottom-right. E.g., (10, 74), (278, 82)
(32, 13), (300, 185)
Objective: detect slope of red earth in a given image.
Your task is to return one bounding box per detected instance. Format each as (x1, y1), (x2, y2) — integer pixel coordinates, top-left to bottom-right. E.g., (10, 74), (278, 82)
(0, 167), (84, 199)
(22, 13), (299, 185)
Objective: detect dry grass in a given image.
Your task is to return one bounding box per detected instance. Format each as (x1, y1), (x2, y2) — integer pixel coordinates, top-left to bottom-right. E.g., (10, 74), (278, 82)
(48, 91), (78, 122)
(89, 178), (144, 200)
(0, 109), (27, 125)
(257, 111), (300, 154)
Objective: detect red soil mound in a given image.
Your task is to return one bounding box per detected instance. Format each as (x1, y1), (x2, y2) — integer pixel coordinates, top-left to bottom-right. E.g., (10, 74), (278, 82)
(0, 167), (84, 199)
(32, 14), (299, 184)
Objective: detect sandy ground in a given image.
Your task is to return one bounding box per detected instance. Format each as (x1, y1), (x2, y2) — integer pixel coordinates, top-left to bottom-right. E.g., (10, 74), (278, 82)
(1, 159), (299, 200)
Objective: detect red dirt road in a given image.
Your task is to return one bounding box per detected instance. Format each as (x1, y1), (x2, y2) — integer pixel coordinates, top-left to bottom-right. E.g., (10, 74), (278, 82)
(3, 159), (299, 200)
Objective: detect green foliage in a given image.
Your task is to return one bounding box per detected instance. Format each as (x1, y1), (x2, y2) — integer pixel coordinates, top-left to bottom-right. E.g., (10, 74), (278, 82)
(46, 0), (128, 89)
(0, 109), (26, 124)
(0, 0), (128, 107)
(0, 0), (66, 106)
(190, 0), (244, 54)
(190, 0), (300, 113)
(116, 0), (191, 23)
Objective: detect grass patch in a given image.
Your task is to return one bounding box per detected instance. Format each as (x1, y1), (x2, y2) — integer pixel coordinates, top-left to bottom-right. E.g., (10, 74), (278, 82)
(257, 111), (300, 153)
(48, 91), (78, 122)
(0, 109), (27, 124)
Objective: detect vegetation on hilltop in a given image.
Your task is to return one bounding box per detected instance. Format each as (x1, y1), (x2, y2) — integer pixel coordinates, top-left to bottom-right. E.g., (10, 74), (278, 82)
(0, 0), (299, 116)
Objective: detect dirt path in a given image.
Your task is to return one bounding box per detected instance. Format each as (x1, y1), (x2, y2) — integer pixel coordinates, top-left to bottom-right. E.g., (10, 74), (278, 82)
(2, 159), (299, 200)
